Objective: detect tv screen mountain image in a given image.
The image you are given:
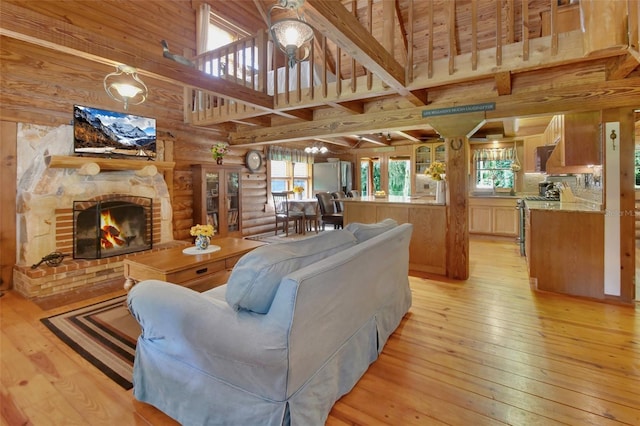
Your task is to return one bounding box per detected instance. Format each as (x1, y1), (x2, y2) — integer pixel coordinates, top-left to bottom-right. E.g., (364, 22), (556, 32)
(73, 105), (156, 159)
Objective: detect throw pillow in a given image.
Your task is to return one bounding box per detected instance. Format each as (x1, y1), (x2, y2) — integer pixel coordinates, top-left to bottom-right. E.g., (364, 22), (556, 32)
(226, 230), (357, 314)
(344, 218), (398, 242)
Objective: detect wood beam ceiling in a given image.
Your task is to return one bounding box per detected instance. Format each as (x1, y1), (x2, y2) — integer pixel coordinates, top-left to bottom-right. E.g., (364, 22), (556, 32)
(0, 2), (274, 111)
(229, 74), (640, 145)
(303, 0), (406, 94)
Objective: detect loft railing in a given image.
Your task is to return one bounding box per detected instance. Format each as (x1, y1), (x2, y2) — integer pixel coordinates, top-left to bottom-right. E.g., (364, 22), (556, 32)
(188, 0), (634, 127)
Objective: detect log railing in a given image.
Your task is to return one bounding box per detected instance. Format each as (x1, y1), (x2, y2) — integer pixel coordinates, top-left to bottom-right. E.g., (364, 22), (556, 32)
(188, 0), (634, 127)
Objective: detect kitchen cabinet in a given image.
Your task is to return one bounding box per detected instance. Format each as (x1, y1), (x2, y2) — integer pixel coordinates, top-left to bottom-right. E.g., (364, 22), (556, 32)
(192, 164), (242, 238)
(527, 208), (604, 299)
(469, 197), (518, 237)
(343, 198), (447, 275)
(562, 111), (601, 166)
(414, 142), (445, 174)
(545, 111), (602, 172)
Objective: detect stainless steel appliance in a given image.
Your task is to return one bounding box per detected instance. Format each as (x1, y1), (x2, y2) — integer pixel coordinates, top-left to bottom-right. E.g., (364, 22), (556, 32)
(516, 193), (562, 256)
(516, 199), (526, 256)
(312, 161), (352, 193)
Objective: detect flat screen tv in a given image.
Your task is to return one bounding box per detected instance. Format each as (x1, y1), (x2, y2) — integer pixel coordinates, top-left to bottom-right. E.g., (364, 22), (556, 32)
(73, 105), (156, 159)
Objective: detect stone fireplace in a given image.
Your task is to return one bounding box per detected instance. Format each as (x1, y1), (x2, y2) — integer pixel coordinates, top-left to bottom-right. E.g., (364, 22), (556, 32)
(13, 123), (175, 298)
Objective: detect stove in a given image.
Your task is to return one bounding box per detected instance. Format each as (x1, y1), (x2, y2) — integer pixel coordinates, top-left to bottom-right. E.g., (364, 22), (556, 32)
(523, 195), (560, 201)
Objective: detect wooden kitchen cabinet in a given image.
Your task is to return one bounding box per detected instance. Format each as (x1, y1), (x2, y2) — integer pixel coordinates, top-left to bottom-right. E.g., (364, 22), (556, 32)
(469, 205), (492, 234)
(562, 111), (601, 166)
(528, 209), (604, 299)
(545, 111), (602, 173)
(192, 164), (242, 238)
(469, 197), (518, 237)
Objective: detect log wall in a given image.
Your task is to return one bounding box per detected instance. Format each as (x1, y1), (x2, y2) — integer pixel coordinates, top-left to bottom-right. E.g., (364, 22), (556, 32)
(0, 1), (273, 242)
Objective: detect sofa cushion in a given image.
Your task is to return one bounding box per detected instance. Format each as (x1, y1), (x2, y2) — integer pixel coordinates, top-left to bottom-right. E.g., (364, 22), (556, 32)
(226, 230), (357, 313)
(344, 218), (398, 242)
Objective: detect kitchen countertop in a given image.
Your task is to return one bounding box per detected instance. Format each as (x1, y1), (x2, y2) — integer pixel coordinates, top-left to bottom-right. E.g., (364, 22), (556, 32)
(469, 194), (520, 199)
(524, 199), (603, 213)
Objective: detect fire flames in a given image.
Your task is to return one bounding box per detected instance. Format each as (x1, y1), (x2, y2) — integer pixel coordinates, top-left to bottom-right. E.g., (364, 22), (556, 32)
(100, 209), (126, 249)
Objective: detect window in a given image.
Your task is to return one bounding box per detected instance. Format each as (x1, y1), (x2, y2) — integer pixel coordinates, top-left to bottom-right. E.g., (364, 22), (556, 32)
(203, 14), (256, 78)
(388, 156), (411, 196)
(270, 160), (312, 198)
(359, 158), (381, 195)
(473, 148), (515, 190)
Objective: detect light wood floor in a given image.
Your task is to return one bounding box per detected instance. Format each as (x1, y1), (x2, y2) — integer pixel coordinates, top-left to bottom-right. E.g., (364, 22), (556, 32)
(1, 239), (639, 425)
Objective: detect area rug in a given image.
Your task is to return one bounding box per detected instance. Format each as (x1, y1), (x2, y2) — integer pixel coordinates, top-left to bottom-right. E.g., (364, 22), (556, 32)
(41, 295), (139, 390)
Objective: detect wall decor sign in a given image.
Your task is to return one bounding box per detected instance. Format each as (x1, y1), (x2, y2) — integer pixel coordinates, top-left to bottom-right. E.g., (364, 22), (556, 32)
(422, 102), (496, 118)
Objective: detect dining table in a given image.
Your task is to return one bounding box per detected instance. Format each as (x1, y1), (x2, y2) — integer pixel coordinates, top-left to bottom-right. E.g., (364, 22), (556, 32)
(286, 198), (320, 234)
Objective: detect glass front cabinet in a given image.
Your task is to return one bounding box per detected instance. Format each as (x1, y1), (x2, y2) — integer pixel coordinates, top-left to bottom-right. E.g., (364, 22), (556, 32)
(414, 142), (446, 174)
(192, 165), (242, 238)
(413, 142), (446, 195)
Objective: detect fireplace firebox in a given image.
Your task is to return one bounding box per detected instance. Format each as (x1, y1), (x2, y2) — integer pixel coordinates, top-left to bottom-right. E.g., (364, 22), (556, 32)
(73, 197), (153, 259)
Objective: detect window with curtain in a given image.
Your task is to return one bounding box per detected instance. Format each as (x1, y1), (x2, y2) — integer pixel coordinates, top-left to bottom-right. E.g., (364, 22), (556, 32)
(268, 147), (313, 198)
(473, 147), (515, 189)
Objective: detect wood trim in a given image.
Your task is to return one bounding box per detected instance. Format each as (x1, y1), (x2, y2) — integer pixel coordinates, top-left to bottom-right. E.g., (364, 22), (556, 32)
(45, 156), (175, 172)
(0, 121), (17, 290)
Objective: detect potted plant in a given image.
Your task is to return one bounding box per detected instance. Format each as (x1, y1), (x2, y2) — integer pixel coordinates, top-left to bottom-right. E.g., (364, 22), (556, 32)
(426, 161), (446, 204)
(211, 143), (230, 165)
(190, 224), (215, 250)
(293, 185), (305, 200)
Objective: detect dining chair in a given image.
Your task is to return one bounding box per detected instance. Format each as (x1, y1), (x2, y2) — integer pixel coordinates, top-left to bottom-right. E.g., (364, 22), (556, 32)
(272, 191), (305, 236)
(331, 191), (346, 212)
(316, 192), (343, 230)
(304, 201), (320, 234)
(347, 190), (359, 197)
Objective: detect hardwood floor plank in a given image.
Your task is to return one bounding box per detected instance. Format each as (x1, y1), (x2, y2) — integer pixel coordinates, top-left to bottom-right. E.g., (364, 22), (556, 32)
(1, 239), (638, 425)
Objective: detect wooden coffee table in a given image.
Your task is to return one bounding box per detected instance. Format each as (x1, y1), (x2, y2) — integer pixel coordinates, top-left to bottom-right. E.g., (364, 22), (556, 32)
(123, 237), (265, 291)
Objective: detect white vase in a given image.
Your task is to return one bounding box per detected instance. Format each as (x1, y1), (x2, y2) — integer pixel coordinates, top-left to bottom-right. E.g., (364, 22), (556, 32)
(295, 192), (303, 200)
(435, 180), (446, 204)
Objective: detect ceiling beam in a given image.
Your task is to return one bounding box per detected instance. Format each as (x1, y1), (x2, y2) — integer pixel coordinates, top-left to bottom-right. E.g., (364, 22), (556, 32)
(229, 75), (640, 144)
(303, 0), (406, 93)
(605, 52), (640, 80)
(0, 2), (274, 111)
(325, 100), (365, 114)
(494, 71), (512, 95)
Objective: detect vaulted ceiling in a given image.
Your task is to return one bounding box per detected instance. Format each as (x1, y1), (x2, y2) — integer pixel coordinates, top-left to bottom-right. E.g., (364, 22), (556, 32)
(2, 0), (638, 151)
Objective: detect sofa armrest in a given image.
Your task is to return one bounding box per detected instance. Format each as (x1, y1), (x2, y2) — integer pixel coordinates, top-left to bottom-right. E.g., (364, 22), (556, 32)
(127, 280), (289, 373)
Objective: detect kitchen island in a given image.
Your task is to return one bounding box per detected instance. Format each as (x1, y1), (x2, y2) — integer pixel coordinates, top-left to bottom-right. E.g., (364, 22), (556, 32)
(525, 199), (605, 299)
(341, 196), (447, 275)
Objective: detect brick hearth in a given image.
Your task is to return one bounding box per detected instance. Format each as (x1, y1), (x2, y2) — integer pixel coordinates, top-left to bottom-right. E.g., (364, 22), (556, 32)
(13, 241), (186, 298)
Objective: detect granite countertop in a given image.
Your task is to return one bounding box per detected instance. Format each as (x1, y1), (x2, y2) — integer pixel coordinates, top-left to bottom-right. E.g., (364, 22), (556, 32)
(524, 199), (603, 213)
(469, 194), (520, 199)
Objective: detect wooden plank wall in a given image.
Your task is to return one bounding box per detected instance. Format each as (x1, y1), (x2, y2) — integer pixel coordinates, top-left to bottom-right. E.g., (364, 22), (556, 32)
(0, 1), (274, 245)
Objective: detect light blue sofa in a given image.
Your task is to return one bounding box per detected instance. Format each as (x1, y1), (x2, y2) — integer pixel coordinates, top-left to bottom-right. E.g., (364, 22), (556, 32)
(127, 220), (413, 425)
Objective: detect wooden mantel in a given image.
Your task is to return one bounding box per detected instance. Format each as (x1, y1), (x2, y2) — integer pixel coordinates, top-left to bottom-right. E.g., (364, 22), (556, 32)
(45, 155), (175, 176)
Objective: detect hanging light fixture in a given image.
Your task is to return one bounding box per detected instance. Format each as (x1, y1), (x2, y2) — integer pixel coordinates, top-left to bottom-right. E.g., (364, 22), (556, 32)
(103, 65), (148, 110)
(267, 0), (314, 68)
(304, 142), (328, 154)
